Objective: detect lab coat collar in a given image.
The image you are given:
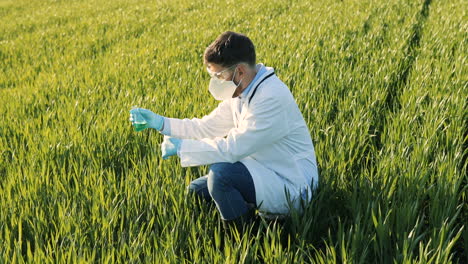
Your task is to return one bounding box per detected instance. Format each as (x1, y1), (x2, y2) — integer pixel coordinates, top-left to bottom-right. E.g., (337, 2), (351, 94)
(239, 64), (267, 99)
(243, 63), (275, 100)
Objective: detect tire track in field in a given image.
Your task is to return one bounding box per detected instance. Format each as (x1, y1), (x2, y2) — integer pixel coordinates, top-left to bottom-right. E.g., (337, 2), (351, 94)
(368, 0), (432, 152)
(317, 6), (383, 125)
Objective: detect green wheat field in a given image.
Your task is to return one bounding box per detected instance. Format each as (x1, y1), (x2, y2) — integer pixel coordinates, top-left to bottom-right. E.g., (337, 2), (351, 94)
(0, 0), (466, 263)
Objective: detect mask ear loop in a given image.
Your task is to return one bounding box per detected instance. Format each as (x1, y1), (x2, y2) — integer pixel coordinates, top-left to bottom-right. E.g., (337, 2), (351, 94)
(231, 65), (244, 87)
(231, 66), (238, 82)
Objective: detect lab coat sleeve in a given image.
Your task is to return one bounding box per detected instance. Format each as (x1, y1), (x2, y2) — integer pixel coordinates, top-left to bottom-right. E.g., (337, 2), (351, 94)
(164, 100), (234, 140)
(178, 95), (290, 166)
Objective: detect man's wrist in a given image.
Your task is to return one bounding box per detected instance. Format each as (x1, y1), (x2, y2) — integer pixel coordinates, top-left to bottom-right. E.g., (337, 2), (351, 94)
(176, 139), (182, 157)
(149, 116), (164, 131)
(159, 118), (165, 131)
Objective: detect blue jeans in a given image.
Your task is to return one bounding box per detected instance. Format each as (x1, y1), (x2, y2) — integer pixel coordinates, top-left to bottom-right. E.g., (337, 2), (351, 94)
(187, 162), (256, 221)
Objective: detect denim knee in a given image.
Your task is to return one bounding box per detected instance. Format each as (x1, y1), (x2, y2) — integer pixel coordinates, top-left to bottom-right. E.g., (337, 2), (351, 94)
(207, 163), (233, 195)
(187, 175), (207, 194)
(187, 175), (212, 202)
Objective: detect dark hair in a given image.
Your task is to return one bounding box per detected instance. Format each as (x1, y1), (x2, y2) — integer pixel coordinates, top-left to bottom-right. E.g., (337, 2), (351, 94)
(204, 31), (256, 68)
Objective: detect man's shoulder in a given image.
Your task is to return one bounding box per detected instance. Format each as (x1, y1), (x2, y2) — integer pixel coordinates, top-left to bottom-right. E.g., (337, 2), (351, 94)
(252, 76), (293, 103)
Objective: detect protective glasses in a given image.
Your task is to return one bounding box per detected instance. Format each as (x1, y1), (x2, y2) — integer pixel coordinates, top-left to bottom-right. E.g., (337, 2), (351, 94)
(206, 64), (237, 80)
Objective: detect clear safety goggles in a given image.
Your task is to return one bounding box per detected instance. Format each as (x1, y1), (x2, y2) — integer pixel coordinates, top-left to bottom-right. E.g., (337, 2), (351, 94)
(206, 64), (237, 80)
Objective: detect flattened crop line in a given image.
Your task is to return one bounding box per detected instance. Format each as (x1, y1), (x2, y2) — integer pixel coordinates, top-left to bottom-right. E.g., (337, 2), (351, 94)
(318, 5), (382, 126)
(361, 6), (383, 36)
(369, 0), (433, 151)
(385, 0), (432, 113)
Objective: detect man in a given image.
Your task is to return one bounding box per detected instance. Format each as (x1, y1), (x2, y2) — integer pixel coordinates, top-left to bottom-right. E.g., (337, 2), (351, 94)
(129, 31), (319, 231)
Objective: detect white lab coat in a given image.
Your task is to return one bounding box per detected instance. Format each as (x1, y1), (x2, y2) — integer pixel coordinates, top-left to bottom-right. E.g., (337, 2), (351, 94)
(165, 65), (319, 215)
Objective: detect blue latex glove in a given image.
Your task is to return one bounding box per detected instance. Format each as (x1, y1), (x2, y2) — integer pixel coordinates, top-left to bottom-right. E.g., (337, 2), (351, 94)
(129, 107), (164, 131)
(161, 136), (182, 160)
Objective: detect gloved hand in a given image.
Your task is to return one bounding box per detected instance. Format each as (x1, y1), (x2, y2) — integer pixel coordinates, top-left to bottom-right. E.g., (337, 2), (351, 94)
(161, 136), (182, 160)
(129, 107), (164, 131)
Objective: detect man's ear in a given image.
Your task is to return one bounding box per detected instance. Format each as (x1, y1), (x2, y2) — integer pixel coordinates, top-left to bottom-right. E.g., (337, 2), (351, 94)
(237, 64), (247, 77)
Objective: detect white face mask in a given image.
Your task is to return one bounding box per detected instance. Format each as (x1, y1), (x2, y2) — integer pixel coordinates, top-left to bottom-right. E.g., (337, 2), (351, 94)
(208, 67), (243, 101)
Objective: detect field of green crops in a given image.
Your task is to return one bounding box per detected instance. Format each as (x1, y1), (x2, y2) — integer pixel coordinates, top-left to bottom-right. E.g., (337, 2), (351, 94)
(1, 0), (466, 262)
